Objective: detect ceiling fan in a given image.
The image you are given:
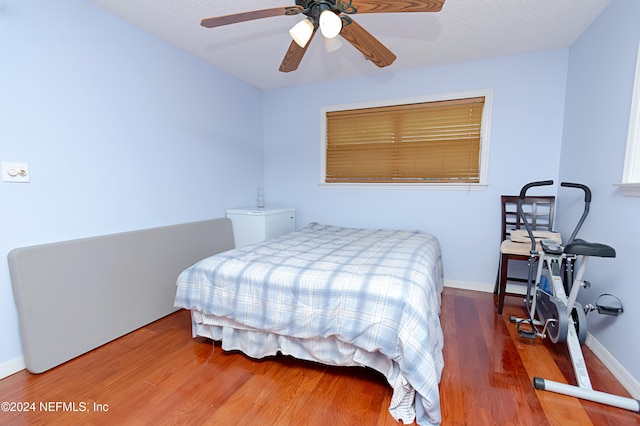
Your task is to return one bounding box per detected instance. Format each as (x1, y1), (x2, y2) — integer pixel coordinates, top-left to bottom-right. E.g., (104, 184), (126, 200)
(201, 0), (446, 73)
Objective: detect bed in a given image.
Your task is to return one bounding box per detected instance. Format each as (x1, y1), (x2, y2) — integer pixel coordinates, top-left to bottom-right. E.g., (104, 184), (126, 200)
(174, 222), (444, 425)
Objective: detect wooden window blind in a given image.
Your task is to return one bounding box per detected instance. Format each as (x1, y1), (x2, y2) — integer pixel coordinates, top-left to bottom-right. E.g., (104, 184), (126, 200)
(325, 96), (485, 183)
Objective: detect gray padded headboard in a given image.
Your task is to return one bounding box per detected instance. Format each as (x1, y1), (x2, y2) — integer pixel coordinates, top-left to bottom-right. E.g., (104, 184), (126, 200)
(8, 218), (234, 374)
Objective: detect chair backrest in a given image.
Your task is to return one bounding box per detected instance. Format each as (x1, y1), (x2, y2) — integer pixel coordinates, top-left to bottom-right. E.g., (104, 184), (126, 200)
(501, 195), (555, 241)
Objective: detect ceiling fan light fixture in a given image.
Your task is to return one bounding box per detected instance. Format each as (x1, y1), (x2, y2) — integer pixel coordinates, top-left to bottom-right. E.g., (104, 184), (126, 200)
(324, 36), (343, 53)
(319, 10), (342, 39)
(289, 18), (314, 48)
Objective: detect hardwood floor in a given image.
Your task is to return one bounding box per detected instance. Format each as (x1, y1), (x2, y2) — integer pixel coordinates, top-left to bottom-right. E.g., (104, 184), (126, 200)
(0, 288), (637, 425)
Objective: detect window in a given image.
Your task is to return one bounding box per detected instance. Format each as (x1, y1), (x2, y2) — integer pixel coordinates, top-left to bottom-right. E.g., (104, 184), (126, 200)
(321, 90), (492, 189)
(617, 41), (640, 196)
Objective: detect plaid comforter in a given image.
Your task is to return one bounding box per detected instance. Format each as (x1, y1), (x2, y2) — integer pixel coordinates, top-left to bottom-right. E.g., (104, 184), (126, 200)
(174, 222), (444, 425)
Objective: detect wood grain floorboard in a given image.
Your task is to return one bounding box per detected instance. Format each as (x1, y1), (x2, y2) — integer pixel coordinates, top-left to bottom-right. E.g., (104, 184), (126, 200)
(0, 288), (637, 425)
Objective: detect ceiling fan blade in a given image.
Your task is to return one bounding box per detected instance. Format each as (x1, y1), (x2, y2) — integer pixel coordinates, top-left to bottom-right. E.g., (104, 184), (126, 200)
(339, 19), (396, 68)
(279, 28), (318, 73)
(351, 0), (445, 14)
(201, 6), (302, 28)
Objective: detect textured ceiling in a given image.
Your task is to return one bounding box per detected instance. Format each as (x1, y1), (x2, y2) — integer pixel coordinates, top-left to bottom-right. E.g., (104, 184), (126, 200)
(91, 0), (612, 90)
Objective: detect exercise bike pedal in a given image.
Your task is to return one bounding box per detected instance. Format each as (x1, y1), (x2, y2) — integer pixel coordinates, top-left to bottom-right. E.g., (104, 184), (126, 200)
(594, 293), (624, 316)
(597, 305), (623, 316)
(516, 320), (538, 339)
(519, 329), (537, 339)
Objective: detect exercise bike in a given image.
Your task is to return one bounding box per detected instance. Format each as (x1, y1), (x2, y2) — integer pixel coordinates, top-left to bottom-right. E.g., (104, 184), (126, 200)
(510, 180), (640, 412)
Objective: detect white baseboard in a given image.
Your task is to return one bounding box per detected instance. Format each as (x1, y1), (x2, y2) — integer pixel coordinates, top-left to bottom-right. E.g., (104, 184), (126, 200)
(444, 279), (527, 295)
(444, 279), (494, 293)
(586, 333), (640, 399)
(0, 356), (25, 380)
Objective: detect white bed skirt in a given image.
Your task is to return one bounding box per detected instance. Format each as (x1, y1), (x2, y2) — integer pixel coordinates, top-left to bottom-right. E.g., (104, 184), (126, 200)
(191, 310), (419, 424)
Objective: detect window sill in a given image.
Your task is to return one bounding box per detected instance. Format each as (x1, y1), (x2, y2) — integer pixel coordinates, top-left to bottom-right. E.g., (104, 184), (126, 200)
(319, 182), (488, 191)
(613, 182), (640, 196)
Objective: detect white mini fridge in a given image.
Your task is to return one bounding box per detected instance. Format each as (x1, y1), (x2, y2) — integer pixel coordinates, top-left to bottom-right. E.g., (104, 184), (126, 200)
(225, 206), (296, 248)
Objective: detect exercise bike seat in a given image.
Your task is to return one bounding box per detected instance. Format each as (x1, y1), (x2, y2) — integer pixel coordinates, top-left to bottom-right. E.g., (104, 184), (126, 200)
(564, 238), (616, 258)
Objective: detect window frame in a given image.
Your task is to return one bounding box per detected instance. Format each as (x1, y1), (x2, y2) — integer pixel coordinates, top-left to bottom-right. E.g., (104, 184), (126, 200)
(319, 89), (493, 190)
(616, 40), (640, 196)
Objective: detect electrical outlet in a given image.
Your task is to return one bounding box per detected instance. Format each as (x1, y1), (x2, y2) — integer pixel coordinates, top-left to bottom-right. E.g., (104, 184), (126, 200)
(2, 162), (30, 183)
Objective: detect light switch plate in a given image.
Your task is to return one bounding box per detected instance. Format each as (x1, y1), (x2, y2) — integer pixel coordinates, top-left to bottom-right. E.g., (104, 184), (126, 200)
(2, 162), (30, 183)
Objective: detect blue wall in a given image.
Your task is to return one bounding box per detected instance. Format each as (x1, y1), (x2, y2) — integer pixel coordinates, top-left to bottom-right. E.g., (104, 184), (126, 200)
(262, 0), (640, 390)
(0, 0), (264, 369)
(558, 0), (640, 385)
(263, 50), (568, 287)
(1, 0), (638, 393)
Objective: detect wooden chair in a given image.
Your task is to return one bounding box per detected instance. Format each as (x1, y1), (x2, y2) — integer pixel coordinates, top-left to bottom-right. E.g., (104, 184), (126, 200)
(495, 195), (556, 314)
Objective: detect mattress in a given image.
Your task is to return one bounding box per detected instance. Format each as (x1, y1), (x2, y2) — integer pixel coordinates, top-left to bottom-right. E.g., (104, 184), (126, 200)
(174, 222), (444, 425)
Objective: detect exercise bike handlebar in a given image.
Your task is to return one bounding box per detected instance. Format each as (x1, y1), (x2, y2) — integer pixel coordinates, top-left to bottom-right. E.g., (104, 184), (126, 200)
(517, 180), (592, 250)
(518, 180), (554, 200)
(561, 182), (592, 203)
(518, 180), (553, 253)
(560, 182), (592, 245)
(516, 180), (555, 311)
